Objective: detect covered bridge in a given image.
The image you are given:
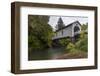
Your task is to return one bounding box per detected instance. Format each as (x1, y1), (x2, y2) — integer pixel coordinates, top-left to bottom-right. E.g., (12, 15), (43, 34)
(52, 21), (81, 41)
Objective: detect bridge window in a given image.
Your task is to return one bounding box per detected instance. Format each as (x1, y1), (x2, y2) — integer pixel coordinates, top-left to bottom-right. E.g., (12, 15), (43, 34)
(74, 26), (80, 32)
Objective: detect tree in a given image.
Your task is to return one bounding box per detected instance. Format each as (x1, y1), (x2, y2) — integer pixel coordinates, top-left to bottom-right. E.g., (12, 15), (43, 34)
(56, 17), (65, 30)
(81, 23), (88, 32)
(28, 15), (53, 51)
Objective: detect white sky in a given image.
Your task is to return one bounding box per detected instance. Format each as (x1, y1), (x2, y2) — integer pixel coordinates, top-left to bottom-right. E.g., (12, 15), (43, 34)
(48, 16), (88, 30)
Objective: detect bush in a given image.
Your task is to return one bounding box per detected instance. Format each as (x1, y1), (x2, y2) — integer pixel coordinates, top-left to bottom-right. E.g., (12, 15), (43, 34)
(28, 35), (47, 51)
(59, 38), (71, 47)
(65, 31), (88, 53)
(75, 34), (88, 52)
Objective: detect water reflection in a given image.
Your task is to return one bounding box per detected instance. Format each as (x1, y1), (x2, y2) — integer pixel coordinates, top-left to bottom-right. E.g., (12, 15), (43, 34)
(28, 47), (65, 60)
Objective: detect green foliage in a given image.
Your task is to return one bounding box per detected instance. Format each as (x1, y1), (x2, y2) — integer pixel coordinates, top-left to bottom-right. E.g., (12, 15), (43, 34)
(76, 31), (88, 52)
(66, 42), (77, 53)
(59, 38), (71, 47)
(78, 23), (88, 52)
(28, 35), (46, 50)
(81, 23), (88, 31)
(28, 15), (53, 51)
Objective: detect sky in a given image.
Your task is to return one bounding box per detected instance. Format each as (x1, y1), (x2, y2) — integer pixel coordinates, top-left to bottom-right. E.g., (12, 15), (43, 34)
(48, 16), (88, 31)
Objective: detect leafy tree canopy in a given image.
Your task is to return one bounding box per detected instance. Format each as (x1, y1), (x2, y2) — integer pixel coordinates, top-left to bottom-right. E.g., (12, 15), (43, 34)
(28, 15), (53, 51)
